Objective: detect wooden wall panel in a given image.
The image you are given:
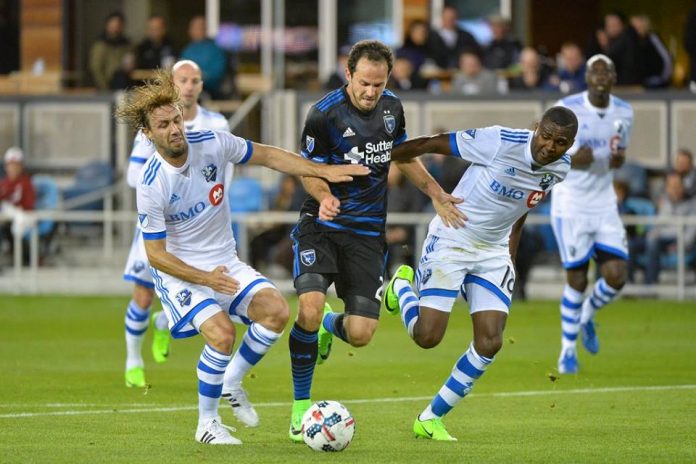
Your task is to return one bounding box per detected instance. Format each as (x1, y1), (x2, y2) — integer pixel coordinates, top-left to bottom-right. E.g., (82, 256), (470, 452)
(20, 0), (63, 72)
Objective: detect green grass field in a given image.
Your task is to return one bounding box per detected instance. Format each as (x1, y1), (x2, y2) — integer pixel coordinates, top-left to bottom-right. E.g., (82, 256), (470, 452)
(1, 296), (695, 463)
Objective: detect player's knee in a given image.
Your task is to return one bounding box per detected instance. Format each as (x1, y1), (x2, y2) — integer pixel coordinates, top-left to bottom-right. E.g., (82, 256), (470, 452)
(474, 333), (503, 358)
(603, 263), (627, 290)
(297, 302), (324, 331)
(133, 285), (154, 309)
(414, 331), (444, 349)
(347, 325), (375, 347)
(263, 296), (290, 333)
(567, 272), (588, 292)
(209, 330), (235, 355)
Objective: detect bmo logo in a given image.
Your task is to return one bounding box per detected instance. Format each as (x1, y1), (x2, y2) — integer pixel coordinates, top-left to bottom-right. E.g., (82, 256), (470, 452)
(527, 190), (546, 208)
(209, 183), (225, 206)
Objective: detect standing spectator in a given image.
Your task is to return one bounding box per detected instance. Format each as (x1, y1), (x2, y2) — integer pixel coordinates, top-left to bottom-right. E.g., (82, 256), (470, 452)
(684, 6), (696, 91)
(630, 14), (672, 88)
(396, 20), (432, 77)
(675, 148), (696, 198)
(603, 12), (642, 86)
(483, 15), (521, 71)
(508, 47), (548, 91)
(181, 16), (227, 99)
(323, 45), (350, 90)
(644, 172), (696, 284)
(89, 12), (132, 90)
(450, 50), (498, 95)
(545, 42), (587, 94)
(135, 15), (177, 70)
(0, 147), (35, 261)
(429, 5), (480, 70)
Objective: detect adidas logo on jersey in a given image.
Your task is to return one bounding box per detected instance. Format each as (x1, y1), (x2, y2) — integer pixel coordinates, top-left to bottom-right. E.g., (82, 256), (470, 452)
(505, 167), (516, 177)
(342, 127), (355, 137)
(169, 193), (181, 204)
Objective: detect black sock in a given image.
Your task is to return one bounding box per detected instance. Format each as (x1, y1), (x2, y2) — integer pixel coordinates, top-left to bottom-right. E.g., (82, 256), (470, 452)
(289, 322), (317, 400)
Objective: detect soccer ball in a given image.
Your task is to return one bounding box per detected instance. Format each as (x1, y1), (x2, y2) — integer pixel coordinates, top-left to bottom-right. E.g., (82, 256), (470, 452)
(301, 400), (355, 452)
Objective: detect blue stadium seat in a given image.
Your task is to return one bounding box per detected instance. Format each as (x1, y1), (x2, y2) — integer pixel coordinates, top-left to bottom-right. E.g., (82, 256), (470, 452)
(614, 161), (649, 198)
(528, 195), (558, 252)
(29, 175), (60, 238)
(62, 161), (114, 210)
(227, 177), (265, 241)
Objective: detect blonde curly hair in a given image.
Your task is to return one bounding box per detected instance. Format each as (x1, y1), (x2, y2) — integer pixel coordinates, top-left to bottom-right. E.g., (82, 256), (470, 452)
(115, 69), (181, 130)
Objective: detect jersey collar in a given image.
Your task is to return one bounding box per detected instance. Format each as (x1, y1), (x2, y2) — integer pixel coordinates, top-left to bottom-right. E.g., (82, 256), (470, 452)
(154, 148), (191, 174)
(582, 90), (614, 116)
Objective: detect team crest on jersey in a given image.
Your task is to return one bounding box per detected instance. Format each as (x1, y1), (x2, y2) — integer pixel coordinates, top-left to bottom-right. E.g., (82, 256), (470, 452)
(131, 260), (146, 274)
(569, 246), (576, 257)
(539, 173), (555, 190)
(300, 249), (316, 266)
(306, 136), (315, 153)
(209, 183), (225, 206)
(420, 268), (432, 285)
(526, 190), (546, 208)
(201, 164), (218, 182)
(176, 289), (192, 307)
(383, 115), (396, 134)
(138, 214), (149, 228)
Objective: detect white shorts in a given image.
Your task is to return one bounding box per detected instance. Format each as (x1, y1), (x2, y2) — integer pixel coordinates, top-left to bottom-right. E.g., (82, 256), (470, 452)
(123, 225), (154, 288)
(150, 259), (276, 338)
(551, 211), (628, 269)
(415, 235), (514, 314)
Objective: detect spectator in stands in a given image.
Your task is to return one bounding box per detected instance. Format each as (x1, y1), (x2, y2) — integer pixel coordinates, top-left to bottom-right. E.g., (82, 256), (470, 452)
(675, 148), (696, 199)
(483, 14), (521, 71)
(644, 172), (696, 284)
(0, 147), (35, 261)
(545, 42), (587, 94)
(630, 14), (672, 88)
(429, 5), (480, 70)
(603, 12), (643, 86)
(135, 15), (177, 70)
(396, 20), (432, 77)
(181, 16), (227, 99)
(389, 55), (429, 91)
(684, 6), (696, 91)
(323, 45), (350, 90)
(450, 50), (498, 95)
(89, 12), (132, 90)
(508, 47), (549, 91)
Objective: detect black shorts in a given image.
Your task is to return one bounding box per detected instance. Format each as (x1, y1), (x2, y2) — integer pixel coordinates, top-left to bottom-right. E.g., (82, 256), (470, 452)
(291, 219), (387, 318)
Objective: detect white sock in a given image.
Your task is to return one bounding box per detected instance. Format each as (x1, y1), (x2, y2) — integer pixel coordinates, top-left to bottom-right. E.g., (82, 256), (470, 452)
(198, 344), (232, 425)
(559, 285), (583, 353)
(224, 323), (281, 388)
(124, 300), (150, 370)
(580, 278), (619, 324)
(155, 310), (169, 330)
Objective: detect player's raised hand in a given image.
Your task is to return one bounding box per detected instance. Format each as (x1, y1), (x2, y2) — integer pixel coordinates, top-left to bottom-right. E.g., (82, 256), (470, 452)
(322, 164), (370, 183)
(207, 266), (240, 295)
(609, 148), (626, 168)
(318, 195), (341, 221)
(432, 191), (467, 229)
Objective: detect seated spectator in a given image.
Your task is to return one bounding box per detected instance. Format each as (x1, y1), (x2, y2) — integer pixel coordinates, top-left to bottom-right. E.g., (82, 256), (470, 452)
(135, 15), (177, 70)
(630, 14), (672, 88)
(483, 15), (521, 71)
(181, 16), (227, 99)
(429, 5), (480, 70)
(544, 42), (587, 94)
(508, 47), (549, 91)
(675, 148), (696, 198)
(323, 45), (350, 90)
(614, 179), (650, 283)
(397, 19), (432, 77)
(89, 12), (132, 90)
(644, 172), (696, 284)
(0, 147), (35, 262)
(389, 56), (429, 91)
(450, 50), (498, 95)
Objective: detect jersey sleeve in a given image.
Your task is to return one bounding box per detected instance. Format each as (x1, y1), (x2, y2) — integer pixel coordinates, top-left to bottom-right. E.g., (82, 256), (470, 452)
(127, 131), (156, 188)
(136, 183), (167, 240)
(618, 108), (634, 150)
(448, 127), (501, 166)
(217, 131), (254, 165)
(299, 107), (333, 164)
(394, 105), (408, 146)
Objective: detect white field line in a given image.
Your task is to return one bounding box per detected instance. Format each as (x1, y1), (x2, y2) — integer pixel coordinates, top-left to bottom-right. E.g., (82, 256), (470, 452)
(1, 384), (695, 419)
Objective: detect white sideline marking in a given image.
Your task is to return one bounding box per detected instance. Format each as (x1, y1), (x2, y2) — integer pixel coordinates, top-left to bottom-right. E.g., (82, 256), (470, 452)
(1, 384), (694, 419)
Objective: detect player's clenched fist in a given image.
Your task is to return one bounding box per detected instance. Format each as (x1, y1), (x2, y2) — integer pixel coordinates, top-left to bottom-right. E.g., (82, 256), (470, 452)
(318, 195), (341, 221)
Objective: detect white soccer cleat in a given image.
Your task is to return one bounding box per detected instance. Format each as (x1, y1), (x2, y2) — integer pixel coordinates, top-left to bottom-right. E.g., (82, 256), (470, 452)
(195, 417), (242, 445)
(221, 385), (260, 427)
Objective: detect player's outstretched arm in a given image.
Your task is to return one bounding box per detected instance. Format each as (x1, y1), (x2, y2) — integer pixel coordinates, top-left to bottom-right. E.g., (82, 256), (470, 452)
(247, 142), (368, 182)
(508, 213), (528, 268)
(144, 238), (240, 295)
(391, 133), (452, 162)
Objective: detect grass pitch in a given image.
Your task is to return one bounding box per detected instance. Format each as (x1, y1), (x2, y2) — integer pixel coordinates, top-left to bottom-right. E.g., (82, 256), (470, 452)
(1, 296), (695, 463)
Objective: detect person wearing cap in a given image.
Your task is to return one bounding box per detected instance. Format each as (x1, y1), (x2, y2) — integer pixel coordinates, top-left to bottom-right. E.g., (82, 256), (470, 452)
(0, 147), (36, 260)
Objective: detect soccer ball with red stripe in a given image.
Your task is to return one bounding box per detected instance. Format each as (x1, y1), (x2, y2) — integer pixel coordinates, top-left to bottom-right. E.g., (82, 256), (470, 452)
(301, 400), (355, 452)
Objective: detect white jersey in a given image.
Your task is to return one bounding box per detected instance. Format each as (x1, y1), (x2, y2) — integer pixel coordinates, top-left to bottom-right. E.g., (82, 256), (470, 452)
(551, 91), (633, 217)
(432, 126), (571, 246)
(136, 130), (253, 268)
(126, 105), (229, 187)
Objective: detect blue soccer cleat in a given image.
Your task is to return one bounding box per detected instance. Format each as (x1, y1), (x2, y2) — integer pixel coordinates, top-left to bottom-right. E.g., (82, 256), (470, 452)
(580, 318), (600, 354)
(558, 349), (579, 374)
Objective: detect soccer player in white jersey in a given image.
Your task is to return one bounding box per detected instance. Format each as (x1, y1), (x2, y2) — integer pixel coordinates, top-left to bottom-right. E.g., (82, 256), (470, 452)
(551, 55), (634, 374)
(116, 71), (367, 445)
(383, 107), (578, 441)
(122, 60), (230, 390)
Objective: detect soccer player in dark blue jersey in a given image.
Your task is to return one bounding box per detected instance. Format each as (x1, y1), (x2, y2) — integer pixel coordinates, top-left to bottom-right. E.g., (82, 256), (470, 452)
(287, 40), (465, 442)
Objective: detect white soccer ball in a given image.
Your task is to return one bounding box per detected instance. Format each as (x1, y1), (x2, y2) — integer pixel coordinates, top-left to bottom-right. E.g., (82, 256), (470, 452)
(301, 400), (355, 452)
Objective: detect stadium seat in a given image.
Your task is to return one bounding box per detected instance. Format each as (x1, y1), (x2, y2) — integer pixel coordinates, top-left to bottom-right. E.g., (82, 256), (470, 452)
(227, 177), (265, 243)
(528, 195), (558, 252)
(23, 175), (60, 260)
(614, 161), (649, 198)
(62, 161), (114, 211)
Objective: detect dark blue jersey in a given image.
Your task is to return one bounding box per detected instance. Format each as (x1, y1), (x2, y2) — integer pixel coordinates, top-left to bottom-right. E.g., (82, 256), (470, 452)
(299, 86), (407, 236)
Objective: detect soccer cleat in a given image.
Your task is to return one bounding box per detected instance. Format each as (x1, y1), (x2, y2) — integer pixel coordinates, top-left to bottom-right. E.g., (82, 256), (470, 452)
(383, 265), (414, 315)
(221, 384), (259, 427)
(150, 311), (171, 364)
(289, 399), (311, 443)
(580, 318), (600, 355)
(195, 417), (242, 445)
(558, 349), (579, 374)
(125, 366), (146, 388)
(413, 416), (457, 441)
(317, 303), (333, 365)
